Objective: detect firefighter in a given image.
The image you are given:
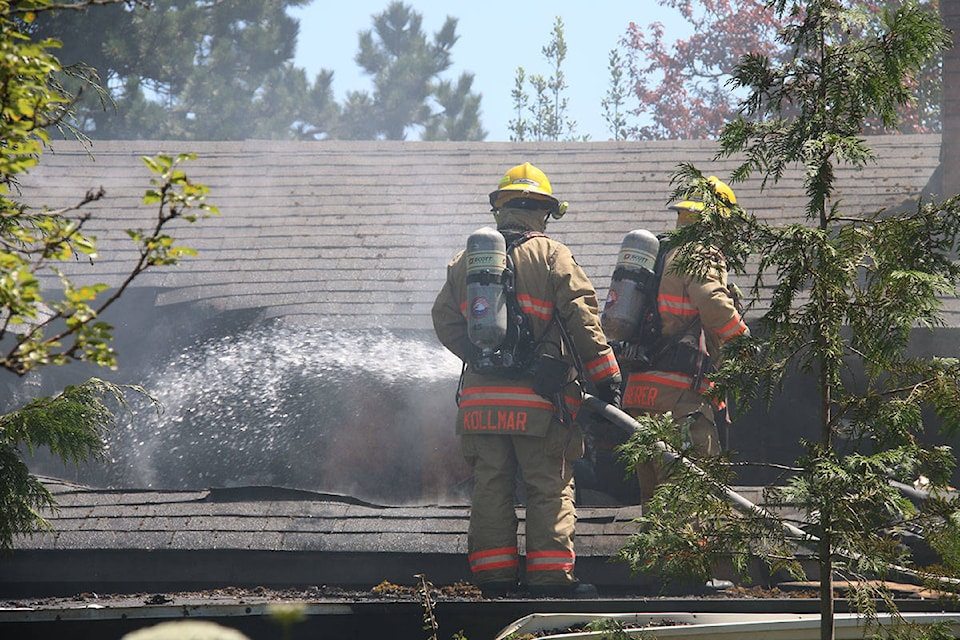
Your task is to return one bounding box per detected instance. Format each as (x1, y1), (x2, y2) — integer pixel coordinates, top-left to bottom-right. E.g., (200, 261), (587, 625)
(619, 176), (750, 504)
(432, 162), (621, 599)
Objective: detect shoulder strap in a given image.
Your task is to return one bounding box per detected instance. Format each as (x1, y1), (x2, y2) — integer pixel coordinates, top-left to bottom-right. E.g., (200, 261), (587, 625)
(500, 229), (551, 333)
(653, 234), (672, 279)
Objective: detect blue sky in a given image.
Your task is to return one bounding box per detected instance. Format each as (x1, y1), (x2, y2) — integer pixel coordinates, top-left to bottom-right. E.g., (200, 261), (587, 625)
(290, 2), (689, 141)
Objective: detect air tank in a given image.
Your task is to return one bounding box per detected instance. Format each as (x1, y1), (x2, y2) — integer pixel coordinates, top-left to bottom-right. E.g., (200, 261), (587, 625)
(465, 227), (508, 353)
(601, 229), (660, 341)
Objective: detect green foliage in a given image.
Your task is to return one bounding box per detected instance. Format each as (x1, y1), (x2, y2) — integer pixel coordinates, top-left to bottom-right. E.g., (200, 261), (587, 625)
(0, 15), (60, 179)
(602, 47), (629, 141)
(2, 151), (217, 376)
(1, 0), (214, 550)
(508, 17), (585, 142)
(30, 0), (311, 140)
(616, 413), (804, 586)
(0, 378), (152, 551)
(344, 2), (485, 141)
(422, 73), (486, 141)
(31, 0), (484, 141)
(582, 618), (644, 640)
(617, 2), (960, 637)
(292, 68), (341, 141)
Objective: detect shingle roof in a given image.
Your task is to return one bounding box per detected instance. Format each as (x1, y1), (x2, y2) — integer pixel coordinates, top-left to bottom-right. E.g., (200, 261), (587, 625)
(19, 136), (954, 330)
(2, 477), (771, 596)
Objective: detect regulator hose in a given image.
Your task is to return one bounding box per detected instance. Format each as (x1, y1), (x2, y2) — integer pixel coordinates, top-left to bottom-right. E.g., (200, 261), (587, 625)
(580, 392), (808, 539)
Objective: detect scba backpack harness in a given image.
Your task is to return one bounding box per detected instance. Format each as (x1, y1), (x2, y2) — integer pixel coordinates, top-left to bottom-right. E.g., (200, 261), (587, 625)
(602, 229), (745, 387)
(602, 230), (671, 370)
(462, 227), (578, 401)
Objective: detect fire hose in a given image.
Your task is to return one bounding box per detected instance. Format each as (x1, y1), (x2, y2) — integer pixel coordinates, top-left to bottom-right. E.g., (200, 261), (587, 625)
(580, 392), (960, 589)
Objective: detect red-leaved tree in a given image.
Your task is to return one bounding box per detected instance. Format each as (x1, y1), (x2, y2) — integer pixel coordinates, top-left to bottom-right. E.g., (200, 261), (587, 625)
(621, 0), (941, 140)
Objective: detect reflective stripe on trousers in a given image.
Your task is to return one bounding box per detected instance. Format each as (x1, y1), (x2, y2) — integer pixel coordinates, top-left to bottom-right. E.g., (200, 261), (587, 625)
(468, 546), (519, 576)
(526, 549), (575, 574)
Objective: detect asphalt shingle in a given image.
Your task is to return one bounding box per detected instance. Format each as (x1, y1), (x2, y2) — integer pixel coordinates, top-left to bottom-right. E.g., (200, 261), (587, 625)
(18, 137), (953, 328)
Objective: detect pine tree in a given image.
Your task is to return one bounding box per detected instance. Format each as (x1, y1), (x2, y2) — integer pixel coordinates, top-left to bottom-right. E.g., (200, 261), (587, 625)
(421, 73), (487, 141)
(618, 3), (960, 638)
(341, 2), (483, 140)
(31, 0), (483, 141)
(30, 0), (313, 140)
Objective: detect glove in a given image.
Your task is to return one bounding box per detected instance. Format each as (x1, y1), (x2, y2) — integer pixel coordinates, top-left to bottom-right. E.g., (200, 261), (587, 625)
(595, 378), (622, 409)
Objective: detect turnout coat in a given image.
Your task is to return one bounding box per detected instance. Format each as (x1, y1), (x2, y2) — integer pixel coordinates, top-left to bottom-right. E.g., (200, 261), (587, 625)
(432, 219), (620, 437)
(621, 242), (749, 415)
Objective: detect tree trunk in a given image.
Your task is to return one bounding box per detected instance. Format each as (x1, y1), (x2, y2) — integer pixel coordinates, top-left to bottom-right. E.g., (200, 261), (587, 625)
(941, 1), (960, 195)
(820, 369), (835, 640)
(820, 532), (834, 640)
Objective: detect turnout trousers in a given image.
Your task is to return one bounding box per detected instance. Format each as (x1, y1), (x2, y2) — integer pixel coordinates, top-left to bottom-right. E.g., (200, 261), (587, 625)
(627, 385), (720, 504)
(460, 417), (584, 587)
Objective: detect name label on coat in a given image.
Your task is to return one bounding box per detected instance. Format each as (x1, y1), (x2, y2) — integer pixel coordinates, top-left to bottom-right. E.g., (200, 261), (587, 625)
(624, 384), (659, 408)
(462, 409), (528, 432)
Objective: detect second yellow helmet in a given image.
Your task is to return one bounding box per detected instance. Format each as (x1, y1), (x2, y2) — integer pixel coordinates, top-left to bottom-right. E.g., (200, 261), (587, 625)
(669, 175), (737, 216)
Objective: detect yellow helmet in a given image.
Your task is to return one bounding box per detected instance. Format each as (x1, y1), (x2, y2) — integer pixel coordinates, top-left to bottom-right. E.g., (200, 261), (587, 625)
(488, 162), (563, 215)
(669, 175), (737, 216)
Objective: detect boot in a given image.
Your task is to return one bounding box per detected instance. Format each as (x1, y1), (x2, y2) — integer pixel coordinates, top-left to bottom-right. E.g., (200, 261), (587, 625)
(528, 581), (598, 599)
(479, 581), (515, 599)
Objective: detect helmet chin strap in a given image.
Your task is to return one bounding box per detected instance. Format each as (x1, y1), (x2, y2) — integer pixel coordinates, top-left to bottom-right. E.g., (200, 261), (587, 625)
(494, 206), (550, 233)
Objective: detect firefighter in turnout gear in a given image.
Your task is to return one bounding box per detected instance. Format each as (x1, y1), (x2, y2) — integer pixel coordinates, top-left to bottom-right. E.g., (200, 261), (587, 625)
(613, 176), (749, 504)
(432, 162), (621, 599)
